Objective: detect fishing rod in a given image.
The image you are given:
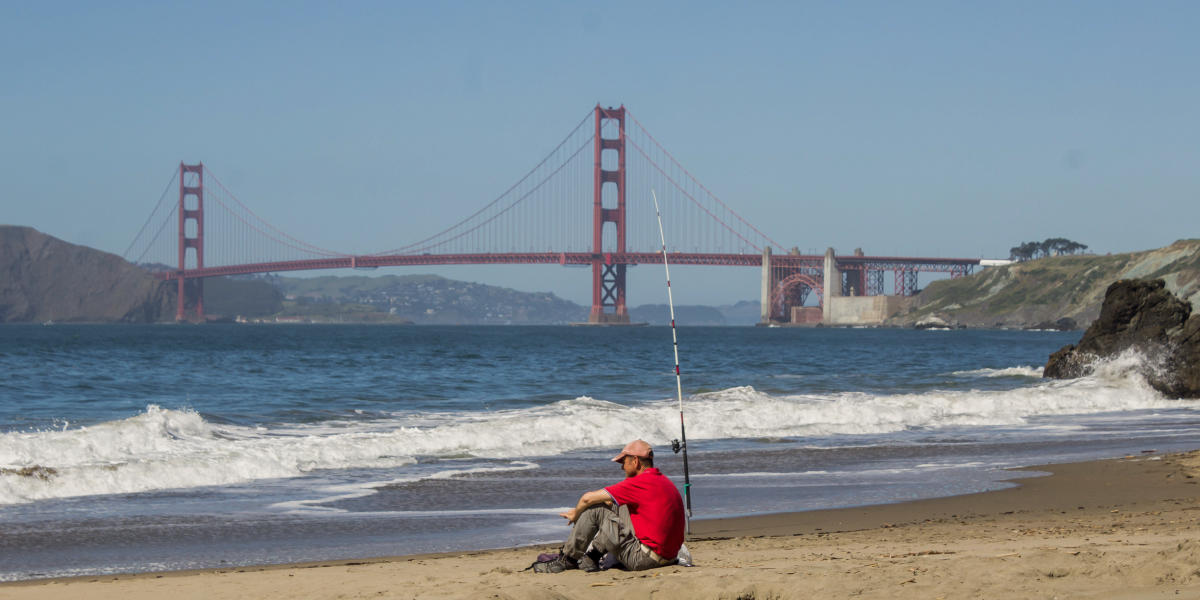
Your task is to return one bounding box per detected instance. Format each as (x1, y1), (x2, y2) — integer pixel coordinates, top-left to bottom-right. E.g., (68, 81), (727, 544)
(651, 190), (692, 533)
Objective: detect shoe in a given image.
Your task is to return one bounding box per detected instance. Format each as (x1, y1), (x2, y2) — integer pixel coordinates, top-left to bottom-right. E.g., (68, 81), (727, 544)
(579, 554), (599, 573)
(599, 552), (622, 571)
(532, 555), (578, 574)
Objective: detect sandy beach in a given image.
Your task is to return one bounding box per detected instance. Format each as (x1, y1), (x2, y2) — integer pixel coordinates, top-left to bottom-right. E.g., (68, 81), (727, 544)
(5, 450), (1200, 599)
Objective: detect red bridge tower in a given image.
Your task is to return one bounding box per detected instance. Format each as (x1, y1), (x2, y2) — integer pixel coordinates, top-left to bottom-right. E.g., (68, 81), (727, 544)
(176, 162), (205, 322)
(589, 105), (630, 324)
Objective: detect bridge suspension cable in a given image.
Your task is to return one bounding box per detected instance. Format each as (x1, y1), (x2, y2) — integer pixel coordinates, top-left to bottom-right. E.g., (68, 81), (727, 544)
(626, 110), (786, 254)
(122, 167), (180, 265)
(372, 109), (597, 256)
(202, 169), (350, 260)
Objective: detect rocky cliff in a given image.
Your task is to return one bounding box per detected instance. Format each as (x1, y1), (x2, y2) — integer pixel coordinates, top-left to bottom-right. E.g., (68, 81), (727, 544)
(0, 226), (173, 323)
(891, 240), (1200, 329)
(1044, 279), (1200, 399)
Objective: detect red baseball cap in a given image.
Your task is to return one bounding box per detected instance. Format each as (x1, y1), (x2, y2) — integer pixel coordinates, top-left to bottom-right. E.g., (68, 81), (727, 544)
(612, 439), (654, 462)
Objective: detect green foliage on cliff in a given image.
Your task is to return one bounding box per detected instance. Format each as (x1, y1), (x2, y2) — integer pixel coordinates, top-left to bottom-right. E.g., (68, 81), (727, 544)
(1009, 238), (1089, 261)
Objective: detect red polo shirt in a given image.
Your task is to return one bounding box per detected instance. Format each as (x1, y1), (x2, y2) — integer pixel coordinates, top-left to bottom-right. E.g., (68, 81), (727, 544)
(604, 467), (685, 559)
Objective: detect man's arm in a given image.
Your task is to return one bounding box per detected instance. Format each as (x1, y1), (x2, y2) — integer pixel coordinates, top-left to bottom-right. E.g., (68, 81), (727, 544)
(559, 488), (613, 523)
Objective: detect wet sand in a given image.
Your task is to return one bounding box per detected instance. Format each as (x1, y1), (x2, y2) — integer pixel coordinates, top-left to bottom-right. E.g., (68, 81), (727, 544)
(5, 450), (1200, 599)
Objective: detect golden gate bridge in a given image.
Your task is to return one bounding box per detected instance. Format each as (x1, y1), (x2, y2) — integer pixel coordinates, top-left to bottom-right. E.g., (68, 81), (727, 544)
(123, 105), (979, 324)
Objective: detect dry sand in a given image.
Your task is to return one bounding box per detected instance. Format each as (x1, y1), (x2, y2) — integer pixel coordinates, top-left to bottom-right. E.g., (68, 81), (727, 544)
(6, 451), (1200, 599)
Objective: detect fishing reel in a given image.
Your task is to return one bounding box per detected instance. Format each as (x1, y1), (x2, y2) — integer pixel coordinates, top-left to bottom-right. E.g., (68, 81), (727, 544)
(671, 439), (685, 454)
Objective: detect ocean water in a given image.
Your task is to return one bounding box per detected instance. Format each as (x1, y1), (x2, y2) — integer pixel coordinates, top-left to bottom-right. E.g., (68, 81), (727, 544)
(2, 324), (1200, 581)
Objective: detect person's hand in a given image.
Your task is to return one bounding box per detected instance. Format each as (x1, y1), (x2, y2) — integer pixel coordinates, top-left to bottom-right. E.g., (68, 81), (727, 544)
(559, 508), (578, 523)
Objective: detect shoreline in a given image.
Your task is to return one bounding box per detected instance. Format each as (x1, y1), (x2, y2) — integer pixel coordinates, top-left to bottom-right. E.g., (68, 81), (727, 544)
(5, 450), (1200, 598)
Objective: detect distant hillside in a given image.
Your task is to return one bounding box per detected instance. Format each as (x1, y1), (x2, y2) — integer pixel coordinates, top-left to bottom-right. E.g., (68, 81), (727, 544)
(891, 240), (1200, 328)
(204, 277), (284, 318)
(629, 304), (729, 325)
(0, 225), (172, 323)
(715, 300), (764, 326)
(273, 274), (765, 325)
(274, 274), (587, 324)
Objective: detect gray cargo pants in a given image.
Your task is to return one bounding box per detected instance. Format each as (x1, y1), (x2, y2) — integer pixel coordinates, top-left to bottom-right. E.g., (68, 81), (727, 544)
(562, 504), (673, 571)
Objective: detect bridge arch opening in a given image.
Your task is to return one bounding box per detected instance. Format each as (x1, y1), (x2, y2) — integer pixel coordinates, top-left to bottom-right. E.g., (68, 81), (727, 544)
(771, 273), (823, 322)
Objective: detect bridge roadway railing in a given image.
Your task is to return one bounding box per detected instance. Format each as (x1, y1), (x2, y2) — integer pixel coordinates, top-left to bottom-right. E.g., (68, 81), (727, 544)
(153, 253), (980, 281)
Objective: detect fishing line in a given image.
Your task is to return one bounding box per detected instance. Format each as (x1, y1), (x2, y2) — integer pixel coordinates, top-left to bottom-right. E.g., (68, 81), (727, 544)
(652, 189), (693, 533)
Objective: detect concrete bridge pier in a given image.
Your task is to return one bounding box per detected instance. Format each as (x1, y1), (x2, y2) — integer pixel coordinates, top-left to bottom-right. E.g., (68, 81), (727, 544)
(821, 247), (839, 323)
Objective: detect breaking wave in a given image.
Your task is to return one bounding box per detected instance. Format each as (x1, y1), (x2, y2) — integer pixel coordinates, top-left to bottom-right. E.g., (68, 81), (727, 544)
(950, 366), (1044, 378)
(1, 352), (1195, 505)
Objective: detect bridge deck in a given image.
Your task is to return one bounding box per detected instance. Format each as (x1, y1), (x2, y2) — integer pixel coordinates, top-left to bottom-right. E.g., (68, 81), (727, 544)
(154, 253), (981, 280)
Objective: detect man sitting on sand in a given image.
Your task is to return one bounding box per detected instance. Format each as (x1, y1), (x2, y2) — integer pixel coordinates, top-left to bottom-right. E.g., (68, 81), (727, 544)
(533, 439), (685, 573)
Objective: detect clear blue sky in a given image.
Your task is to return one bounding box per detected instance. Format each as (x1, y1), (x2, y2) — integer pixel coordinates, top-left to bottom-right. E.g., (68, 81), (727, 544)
(3, 1), (1198, 306)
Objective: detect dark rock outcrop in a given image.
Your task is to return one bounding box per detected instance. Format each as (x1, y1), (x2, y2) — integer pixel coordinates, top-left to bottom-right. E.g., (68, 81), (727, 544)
(0, 225), (174, 322)
(1028, 317), (1078, 331)
(1044, 279), (1200, 398)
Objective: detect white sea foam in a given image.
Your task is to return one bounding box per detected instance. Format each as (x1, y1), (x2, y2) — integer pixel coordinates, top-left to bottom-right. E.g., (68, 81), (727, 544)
(270, 461), (540, 514)
(693, 470), (831, 479)
(950, 366), (1044, 378)
(0, 405), (419, 505)
(914, 461), (986, 469)
(2, 351), (1196, 505)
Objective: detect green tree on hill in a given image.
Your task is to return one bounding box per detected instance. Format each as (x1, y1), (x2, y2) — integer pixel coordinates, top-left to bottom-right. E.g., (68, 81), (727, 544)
(1010, 238), (1088, 262)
